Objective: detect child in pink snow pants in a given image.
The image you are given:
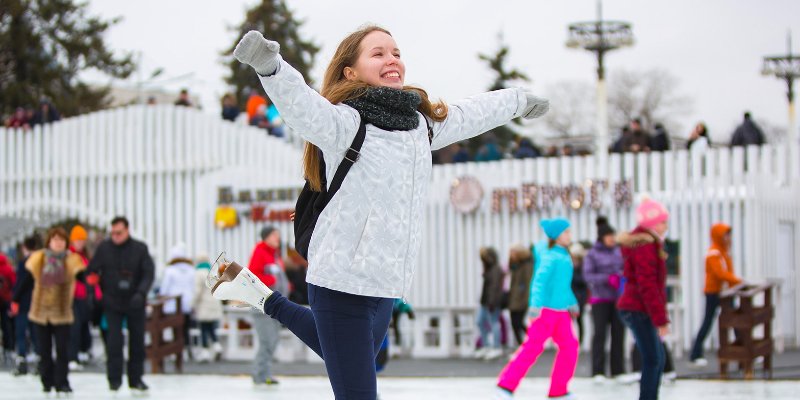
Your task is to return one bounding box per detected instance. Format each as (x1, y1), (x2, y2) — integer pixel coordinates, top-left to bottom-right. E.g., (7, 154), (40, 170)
(496, 217), (579, 399)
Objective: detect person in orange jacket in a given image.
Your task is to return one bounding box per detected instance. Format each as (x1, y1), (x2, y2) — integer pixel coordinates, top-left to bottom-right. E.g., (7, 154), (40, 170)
(689, 223), (743, 366)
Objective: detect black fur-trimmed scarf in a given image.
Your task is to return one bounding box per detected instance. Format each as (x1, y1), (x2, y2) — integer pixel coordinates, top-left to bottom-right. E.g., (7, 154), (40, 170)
(343, 86), (421, 131)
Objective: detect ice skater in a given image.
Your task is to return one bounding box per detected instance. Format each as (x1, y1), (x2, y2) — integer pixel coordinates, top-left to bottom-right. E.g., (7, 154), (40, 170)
(206, 25), (549, 400)
(495, 218), (580, 399)
(617, 197), (671, 400)
(689, 223), (743, 367)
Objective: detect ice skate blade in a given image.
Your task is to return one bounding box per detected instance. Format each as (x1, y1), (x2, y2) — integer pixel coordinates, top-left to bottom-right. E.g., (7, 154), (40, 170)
(207, 252), (243, 294)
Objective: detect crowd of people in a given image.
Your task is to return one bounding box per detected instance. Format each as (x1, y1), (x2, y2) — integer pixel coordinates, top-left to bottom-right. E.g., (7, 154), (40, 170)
(3, 100), (61, 130)
(434, 111), (768, 165)
(0, 216), (301, 395)
(473, 200), (744, 400)
(0, 218), (157, 395)
(611, 112), (766, 155)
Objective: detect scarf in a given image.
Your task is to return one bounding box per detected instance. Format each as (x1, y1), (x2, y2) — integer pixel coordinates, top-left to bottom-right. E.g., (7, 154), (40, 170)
(41, 250), (67, 287)
(343, 86), (421, 131)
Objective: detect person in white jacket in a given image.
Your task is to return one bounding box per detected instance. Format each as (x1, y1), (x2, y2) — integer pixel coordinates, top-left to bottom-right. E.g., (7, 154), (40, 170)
(159, 243), (196, 359)
(207, 25), (549, 399)
(193, 253), (223, 362)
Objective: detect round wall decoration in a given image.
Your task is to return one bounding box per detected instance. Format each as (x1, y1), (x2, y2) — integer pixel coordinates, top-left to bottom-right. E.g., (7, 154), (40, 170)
(450, 176), (484, 213)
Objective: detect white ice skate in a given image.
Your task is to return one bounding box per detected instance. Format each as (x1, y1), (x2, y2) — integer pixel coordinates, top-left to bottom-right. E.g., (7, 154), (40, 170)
(206, 252), (273, 312)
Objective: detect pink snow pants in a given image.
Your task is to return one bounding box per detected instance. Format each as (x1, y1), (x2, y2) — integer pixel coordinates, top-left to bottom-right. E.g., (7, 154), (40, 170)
(496, 308), (579, 397)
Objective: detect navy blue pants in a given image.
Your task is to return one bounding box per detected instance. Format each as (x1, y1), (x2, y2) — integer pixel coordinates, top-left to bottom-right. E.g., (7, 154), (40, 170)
(690, 294), (720, 360)
(15, 304), (37, 357)
(264, 284), (393, 400)
(619, 311), (665, 400)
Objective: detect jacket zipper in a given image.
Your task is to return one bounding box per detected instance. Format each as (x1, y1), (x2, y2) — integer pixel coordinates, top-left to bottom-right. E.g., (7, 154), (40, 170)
(402, 130), (419, 301)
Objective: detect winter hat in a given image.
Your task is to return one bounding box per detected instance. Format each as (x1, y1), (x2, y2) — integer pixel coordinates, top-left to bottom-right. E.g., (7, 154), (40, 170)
(70, 225), (87, 241)
(260, 225), (277, 241)
(196, 251), (211, 270)
(540, 217), (571, 240)
(636, 196), (669, 230)
(596, 216), (616, 241)
(168, 242), (189, 264)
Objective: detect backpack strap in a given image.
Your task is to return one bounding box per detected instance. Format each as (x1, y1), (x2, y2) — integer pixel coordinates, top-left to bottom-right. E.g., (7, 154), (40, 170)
(424, 116), (433, 145)
(327, 118), (367, 197)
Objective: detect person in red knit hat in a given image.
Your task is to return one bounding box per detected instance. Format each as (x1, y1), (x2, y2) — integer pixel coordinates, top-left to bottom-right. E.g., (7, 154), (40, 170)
(617, 197), (670, 400)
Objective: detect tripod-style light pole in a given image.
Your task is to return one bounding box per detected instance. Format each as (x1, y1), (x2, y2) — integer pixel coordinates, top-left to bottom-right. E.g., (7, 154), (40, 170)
(566, 0), (634, 158)
(761, 31), (800, 145)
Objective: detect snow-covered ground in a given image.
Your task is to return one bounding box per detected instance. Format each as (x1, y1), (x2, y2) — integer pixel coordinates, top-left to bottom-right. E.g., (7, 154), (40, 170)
(1, 373), (796, 400)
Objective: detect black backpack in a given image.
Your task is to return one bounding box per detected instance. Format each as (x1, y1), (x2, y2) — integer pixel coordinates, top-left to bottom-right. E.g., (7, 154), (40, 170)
(293, 118), (433, 260)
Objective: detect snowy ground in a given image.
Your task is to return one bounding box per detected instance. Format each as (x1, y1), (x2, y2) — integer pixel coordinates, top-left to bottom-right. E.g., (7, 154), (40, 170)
(1, 373), (797, 400)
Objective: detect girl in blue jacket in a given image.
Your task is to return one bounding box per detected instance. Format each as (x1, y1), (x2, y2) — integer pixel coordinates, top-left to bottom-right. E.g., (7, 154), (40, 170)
(496, 217), (579, 399)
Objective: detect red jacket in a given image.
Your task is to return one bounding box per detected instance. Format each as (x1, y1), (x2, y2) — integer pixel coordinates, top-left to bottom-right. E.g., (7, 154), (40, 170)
(0, 253), (16, 303)
(616, 226), (669, 327)
(247, 242), (284, 288)
(70, 246), (90, 300)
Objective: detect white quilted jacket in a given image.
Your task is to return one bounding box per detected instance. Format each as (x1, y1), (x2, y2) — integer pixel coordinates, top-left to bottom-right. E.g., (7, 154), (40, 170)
(259, 59), (527, 299)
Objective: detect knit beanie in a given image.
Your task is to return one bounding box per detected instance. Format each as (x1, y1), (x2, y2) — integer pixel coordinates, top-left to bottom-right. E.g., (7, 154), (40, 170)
(169, 242), (189, 263)
(70, 225), (87, 241)
(540, 217), (571, 240)
(636, 196), (669, 229)
(596, 216), (616, 241)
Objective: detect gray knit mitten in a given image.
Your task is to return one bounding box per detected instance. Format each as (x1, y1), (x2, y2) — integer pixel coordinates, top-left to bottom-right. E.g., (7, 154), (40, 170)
(233, 31), (281, 76)
(521, 93), (550, 119)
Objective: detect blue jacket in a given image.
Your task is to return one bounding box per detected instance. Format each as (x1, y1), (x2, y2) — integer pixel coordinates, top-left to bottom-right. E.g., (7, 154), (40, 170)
(529, 240), (578, 311)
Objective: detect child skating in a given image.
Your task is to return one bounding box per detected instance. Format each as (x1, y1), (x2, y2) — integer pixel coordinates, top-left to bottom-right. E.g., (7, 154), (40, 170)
(206, 25), (550, 400)
(495, 217), (580, 399)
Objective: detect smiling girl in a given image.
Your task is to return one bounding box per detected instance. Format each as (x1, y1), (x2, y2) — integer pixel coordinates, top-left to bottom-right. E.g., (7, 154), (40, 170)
(208, 25), (549, 399)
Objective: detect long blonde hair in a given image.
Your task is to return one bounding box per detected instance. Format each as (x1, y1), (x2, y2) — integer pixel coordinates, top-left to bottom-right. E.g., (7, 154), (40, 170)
(303, 25), (449, 191)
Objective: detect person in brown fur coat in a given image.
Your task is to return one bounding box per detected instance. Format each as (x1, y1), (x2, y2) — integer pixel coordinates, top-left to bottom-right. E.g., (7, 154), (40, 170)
(12, 227), (85, 395)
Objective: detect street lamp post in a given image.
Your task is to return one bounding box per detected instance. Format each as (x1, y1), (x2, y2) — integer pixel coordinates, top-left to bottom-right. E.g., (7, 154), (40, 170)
(761, 32), (800, 146)
(762, 32), (800, 180)
(566, 0), (633, 161)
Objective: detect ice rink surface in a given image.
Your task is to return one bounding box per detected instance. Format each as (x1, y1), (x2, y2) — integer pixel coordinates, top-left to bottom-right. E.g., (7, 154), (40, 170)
(1, 373), (797, 400)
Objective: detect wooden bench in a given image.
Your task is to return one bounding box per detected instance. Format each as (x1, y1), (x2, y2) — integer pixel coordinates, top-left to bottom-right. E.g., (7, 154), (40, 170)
(145, 295), (185, 374)
(718, 283), (774, 379)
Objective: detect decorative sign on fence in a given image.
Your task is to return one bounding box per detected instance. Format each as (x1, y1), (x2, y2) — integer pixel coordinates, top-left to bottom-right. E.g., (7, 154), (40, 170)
(450, 176), (634, 214)
(215, 186), (301, 228)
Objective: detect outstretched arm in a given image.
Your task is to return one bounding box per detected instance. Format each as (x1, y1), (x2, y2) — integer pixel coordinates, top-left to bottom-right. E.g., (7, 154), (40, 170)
(429, 89), (549, 151)
(234, 31), (359, 155)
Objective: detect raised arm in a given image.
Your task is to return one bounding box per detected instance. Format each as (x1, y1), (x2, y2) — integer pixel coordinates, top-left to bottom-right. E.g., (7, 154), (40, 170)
(429, 88), (549, 151)
(234, 31), (359, 155)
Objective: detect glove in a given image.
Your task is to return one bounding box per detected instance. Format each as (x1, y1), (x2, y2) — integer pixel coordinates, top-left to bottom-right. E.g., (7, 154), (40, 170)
(521, 92), (550, 119)
(527, 307), (541, 320)
(233, 30), (282, 76)
(608, 274), (621, 291)
(86, 273), (100, 286)
(9, 302), (19, 317)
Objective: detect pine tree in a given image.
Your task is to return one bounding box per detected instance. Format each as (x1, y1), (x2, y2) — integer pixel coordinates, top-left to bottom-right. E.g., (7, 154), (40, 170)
(222, 0), (319, 107)
(0, 0), (135, 118)
(470, 38), (531, 157)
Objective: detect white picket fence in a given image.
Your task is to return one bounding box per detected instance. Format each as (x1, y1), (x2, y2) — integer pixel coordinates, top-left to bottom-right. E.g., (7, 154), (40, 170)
(1, 105), (799, 359)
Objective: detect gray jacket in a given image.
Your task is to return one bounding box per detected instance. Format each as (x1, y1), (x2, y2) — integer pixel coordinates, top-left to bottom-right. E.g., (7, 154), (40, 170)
(259, 60), (526, 299)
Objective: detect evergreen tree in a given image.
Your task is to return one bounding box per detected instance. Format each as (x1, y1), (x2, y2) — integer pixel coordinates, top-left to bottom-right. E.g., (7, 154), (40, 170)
(222, 0), (319, 107)
(0, 0), (135, 118)
(470, 38), (530, 157)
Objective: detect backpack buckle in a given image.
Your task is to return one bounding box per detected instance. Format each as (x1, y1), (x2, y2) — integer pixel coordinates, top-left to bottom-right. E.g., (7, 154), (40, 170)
(344, 147), (360, 163)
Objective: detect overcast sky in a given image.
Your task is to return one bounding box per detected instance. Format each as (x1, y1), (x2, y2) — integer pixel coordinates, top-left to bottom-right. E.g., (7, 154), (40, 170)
(86, 0), (800, 143)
